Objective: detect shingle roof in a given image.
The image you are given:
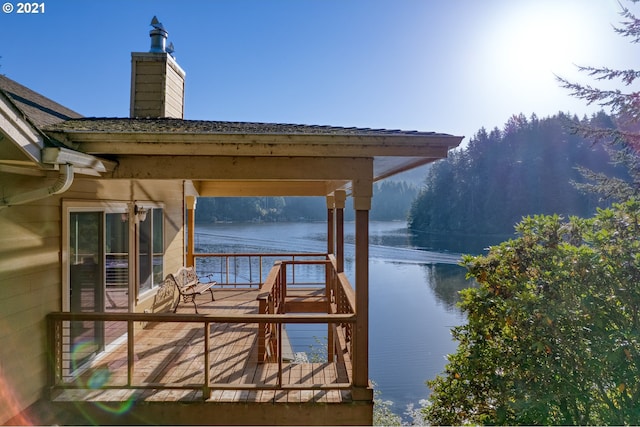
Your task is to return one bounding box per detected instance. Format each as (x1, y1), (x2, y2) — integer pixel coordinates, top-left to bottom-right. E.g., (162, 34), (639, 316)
(43, 117), (453, 138)
(0, 74), (82, 128)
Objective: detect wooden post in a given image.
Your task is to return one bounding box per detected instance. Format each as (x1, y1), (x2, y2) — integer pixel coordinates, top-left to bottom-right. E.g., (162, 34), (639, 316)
(326, 194), (335, 255)
(334, 190), (346, 273)
(186, 196), (196, 268)
(326, 194), (336, 361)
(352, 178), (373, 401)
(353, 208), (370, 397)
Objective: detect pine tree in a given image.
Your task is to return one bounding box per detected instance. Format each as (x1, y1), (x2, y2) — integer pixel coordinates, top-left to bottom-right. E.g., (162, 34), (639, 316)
(557, 0), (640, 201)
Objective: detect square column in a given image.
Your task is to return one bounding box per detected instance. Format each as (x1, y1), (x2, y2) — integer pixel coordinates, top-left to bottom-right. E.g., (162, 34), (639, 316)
(352, 182), (373, 401)
(326, 194), (335, 255)
(334, 190), (346, 273)
(186, 196), (196, 267)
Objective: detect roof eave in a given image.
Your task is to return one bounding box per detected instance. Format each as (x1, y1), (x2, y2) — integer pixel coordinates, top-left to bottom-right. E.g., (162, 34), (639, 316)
(0, 90), (45, 164)
(43, 130), (463, 158)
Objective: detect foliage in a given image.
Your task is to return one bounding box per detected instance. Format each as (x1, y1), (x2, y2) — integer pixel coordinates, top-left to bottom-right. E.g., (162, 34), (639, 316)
(408, 112), (625, 236)
(372, 381), (404, 426)
(422, 200), (640, 425)
(557, 1), (640, 201)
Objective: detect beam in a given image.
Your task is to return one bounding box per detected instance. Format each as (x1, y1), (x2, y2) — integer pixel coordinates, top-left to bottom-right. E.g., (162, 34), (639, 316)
(197, 180), (348, 197)
(111, 156), (374, 181)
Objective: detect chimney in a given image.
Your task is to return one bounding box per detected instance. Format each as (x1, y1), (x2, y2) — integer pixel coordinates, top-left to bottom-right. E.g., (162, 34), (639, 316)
(130, 16), (185, 119)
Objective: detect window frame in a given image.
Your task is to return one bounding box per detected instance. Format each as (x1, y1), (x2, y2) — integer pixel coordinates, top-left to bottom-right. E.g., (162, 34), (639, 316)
(62, 199), (166, 311)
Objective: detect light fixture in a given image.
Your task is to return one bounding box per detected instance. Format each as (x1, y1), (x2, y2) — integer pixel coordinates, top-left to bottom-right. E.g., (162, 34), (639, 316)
(134, 205), (148, 223)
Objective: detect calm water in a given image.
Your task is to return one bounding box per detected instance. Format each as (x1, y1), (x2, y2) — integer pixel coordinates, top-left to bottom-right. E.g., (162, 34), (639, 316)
(194, 221), (473, 416)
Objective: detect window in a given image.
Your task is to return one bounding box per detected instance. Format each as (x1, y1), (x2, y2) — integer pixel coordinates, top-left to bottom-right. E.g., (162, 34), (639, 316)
(64, 201), (165, 309)
(138, 207), (164, 294)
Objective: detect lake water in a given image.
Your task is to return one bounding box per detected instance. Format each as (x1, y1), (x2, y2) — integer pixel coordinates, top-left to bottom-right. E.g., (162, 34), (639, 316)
(194, 221), (473, 417)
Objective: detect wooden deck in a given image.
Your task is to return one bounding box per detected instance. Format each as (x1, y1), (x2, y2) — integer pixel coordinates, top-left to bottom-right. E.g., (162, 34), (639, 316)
(52, 289), (351, 406)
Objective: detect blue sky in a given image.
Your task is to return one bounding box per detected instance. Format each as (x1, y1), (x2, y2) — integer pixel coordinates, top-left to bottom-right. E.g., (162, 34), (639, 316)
(0, 0), (635, 142)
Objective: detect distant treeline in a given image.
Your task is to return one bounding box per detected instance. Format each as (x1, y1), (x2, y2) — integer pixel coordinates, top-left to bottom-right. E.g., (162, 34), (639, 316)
(408, 112), (628, 236)
(194, 180), (417, 223)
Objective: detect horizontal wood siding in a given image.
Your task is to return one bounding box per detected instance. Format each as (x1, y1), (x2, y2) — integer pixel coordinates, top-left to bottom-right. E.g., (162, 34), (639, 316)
(132, 61), (165, 118)
(128, 179), (185, 312)
(164, 65), (184, 118)
(0, 176), (62, 424)
(131, 55), (184, 119)
(0, 174), (186, 424)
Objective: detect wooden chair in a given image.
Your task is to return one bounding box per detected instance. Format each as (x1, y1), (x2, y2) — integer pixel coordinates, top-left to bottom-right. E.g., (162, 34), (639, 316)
(171, 266), (217, 313)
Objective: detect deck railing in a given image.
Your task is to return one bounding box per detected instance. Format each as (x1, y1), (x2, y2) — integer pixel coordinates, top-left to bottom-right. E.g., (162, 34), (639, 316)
(46, 311), (355, 400)
(47, 255), (358, 401)
(193, 252), (327, 287)
(257, 255), (356, 363)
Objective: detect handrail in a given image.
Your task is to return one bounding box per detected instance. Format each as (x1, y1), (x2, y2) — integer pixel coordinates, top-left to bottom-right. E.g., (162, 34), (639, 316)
(47, 311), (355, 324)
(196, 252), (327, 257)
(258, 261), (282, 298)
(193, 252), (327, 287)
(47, 311), (355, 400)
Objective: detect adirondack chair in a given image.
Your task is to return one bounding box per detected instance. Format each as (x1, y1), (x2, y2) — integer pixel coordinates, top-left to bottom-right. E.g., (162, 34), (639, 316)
(171, 266), (216, 313)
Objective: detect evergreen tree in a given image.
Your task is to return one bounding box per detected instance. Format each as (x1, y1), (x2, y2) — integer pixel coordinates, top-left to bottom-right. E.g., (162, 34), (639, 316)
(557, 1), (640, 201)
(408, 113), (618, 239)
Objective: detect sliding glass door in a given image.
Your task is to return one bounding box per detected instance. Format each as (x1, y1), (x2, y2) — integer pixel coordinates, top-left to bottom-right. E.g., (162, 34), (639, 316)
(68, 209), (130, 367)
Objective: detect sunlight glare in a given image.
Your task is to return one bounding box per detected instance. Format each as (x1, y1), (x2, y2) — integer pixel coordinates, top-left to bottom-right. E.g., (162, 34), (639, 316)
(494, 2), (597, 82)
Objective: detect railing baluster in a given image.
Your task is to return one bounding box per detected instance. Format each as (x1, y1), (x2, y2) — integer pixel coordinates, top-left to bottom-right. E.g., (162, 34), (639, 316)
(204, 320), (210, 400)
(128, 320), (134, 386)
(277, 322), (283, 387)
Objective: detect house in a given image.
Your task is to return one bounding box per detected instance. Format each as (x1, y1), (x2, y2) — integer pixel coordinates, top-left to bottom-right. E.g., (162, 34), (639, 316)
(0, 18), (462, 425)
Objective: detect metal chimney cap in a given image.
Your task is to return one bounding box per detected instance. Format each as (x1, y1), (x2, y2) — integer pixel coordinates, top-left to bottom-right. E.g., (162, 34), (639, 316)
(149, 16), (168, 53)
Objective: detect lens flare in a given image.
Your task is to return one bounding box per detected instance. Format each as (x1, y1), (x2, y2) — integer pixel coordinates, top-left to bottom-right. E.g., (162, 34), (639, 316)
(69, 339), (136, 421)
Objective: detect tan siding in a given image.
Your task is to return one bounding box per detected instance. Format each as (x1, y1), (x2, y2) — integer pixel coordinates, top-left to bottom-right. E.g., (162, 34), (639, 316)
(164, 102), (182, 119)
(164, 84), (183, 118)
(0, 176), (185, 424)
(133, 90), (166, 102)
(166, 77), (183, 97)
(0, 197), (60, 424)
(166, 69), (183, 95)
(131, 53), (184, 119)
(135, 102), (164, 118)
(134, 62), (165, 76)
(134, 80), (164, 91)
(165, 90), (183, 106)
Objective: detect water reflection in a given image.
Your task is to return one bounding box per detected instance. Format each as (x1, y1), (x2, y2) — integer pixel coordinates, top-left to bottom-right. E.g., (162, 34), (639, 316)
(424, 264), (476, 310)
(410, 229), (511, 255)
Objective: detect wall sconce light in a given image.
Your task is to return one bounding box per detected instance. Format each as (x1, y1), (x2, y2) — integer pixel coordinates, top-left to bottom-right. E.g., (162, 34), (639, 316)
(134, 205), (148, 223)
